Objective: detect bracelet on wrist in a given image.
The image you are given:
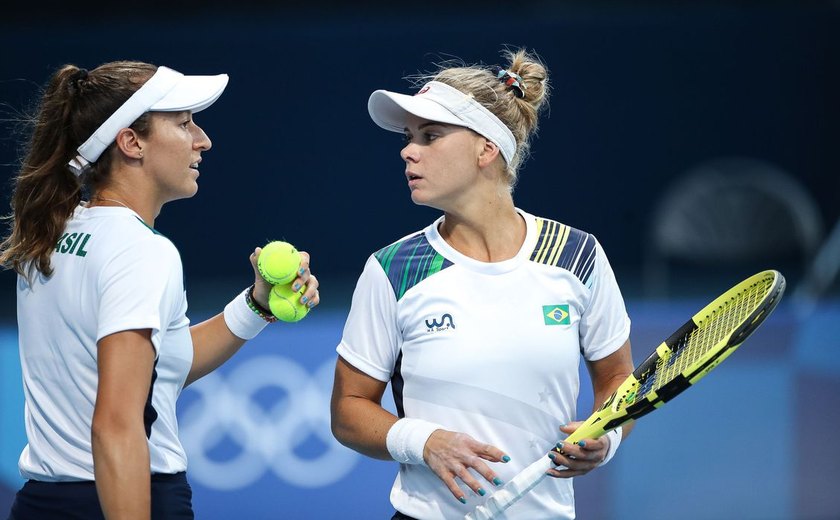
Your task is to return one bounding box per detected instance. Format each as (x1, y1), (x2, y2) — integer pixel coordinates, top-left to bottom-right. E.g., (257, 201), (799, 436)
(245, 284), (277, 323)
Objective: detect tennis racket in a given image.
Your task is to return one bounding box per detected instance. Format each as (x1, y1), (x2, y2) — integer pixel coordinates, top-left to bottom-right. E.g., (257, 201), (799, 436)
(466, 269), (786, 520)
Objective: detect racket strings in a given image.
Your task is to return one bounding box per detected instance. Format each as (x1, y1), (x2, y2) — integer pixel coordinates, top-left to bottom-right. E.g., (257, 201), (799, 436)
(638, 277), (772, 400)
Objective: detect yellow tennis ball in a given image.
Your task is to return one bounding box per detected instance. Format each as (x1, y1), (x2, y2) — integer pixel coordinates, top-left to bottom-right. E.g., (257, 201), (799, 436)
(257, 241), (301, 285)
(268, 283), (310, 323)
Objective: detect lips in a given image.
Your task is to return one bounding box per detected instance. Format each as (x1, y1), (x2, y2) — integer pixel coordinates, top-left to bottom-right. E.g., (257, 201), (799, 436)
(406, 172), (422, 188)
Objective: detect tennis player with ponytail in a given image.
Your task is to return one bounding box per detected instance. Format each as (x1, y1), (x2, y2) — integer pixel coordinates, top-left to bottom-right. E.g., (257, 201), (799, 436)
(0, 61), (319, 519)
(331, 48), (634, 519)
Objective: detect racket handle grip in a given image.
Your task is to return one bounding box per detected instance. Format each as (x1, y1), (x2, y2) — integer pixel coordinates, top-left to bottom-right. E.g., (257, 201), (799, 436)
(465, 457), (552, 520)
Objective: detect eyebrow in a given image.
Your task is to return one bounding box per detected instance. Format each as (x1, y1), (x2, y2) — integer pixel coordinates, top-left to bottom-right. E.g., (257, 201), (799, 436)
(403, 121), (453, 132)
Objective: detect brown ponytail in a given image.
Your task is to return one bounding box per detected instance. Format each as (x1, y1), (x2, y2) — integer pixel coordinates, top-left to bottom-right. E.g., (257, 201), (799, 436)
(0, 61), (156, 282)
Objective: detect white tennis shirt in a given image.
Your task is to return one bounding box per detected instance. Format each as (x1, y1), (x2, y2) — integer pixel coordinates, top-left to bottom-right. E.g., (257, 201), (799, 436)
(16, 205), (193, 481)
(337, 209), (631, 519)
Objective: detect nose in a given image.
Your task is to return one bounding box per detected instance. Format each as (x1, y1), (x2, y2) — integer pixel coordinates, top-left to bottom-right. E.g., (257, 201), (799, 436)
(192, 124), (212, 151)
(400, 142), (417, 163)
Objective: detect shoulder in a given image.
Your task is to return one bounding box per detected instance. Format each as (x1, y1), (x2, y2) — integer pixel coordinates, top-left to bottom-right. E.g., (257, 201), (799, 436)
(372, 229), (453, 301)
(121, 216), (179, 258)
(90, 215), (181, 273)
(528, 215), (599, 286)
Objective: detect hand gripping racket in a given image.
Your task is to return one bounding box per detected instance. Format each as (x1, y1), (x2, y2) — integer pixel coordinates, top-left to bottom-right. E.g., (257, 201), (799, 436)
(467, 269), (786, 520)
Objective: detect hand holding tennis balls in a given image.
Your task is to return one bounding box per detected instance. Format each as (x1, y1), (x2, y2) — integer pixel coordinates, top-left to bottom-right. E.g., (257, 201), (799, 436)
(256, 240), (317, 322)
(257, 241), (301, 285)
(269, 283), (310, 322)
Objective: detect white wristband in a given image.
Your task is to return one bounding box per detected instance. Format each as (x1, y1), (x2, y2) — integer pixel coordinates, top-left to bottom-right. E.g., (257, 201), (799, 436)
(386, 418), (444, 465)
(223, 288), (269, 340)
(598, 426), (623, 467)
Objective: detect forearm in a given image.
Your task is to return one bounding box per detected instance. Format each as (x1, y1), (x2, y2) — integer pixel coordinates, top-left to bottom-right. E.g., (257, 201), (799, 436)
(92, 424), (151, 520)
(187, 312), (246, 386)
(589, 339), (636, 439)
(591, 376), (635, 439)
(331, 395), (398, 460)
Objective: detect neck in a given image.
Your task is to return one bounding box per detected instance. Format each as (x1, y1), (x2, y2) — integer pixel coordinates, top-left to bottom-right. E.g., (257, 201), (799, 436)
(89, 190), (154, 227)
(439, 196), (524, 262)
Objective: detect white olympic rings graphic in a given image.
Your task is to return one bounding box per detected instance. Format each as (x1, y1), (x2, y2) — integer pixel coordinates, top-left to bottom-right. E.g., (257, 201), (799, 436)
(179, 355), (359, 490)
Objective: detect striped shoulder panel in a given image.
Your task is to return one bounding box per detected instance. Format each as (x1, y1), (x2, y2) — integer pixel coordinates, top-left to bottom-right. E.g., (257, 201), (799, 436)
(374, 232), (453, 301)
(529, 218), (597, 286)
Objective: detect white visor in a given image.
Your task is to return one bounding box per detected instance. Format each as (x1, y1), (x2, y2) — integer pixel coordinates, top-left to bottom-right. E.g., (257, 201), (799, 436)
(368, 81), (516, 165)
(68, 66), (229, 176)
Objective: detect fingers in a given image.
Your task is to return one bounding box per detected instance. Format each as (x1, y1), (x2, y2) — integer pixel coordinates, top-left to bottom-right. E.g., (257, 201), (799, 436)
(250, 247), (271, 306)
(249, 247), (261, 273)
(298, 275), (320, 309)
(424, 431), (509, 504)
(545, 436), (609, 479)
(290, 251), (319, 309)
(251, 247), (321, 311)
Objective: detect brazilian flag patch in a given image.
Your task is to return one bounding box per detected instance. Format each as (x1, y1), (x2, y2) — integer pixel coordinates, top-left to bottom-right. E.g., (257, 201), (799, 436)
(543, 304), (571, 325)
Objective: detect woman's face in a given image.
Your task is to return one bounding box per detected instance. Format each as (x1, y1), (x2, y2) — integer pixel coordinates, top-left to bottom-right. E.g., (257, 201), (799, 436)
(400, 114), (488, 211)
(141, 111), (212, 204)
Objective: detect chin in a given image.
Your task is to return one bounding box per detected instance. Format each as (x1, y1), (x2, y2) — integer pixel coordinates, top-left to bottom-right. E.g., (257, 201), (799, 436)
(184, 182), (199, 198)
(410, 191), (444, 211)
(410, 190), (430, 206)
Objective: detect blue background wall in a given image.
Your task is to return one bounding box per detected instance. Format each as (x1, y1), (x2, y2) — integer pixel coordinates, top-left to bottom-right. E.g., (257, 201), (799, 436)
(1, 2), (839, 519)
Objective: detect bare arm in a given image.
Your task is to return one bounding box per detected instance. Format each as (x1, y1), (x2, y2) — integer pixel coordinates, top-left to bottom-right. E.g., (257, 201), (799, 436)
(186, 248), (319, 386)
(330, 356), (509, 502)
(92, 329), (155, 520)
(586, 338), (635, 438)
(547, 338), (634, 478)
(330, 355), (394, 459)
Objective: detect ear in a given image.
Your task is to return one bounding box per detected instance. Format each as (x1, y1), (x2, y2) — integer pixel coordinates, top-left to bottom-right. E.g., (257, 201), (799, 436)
(477, 138), (501, 168)
(114, 127), (144, 160)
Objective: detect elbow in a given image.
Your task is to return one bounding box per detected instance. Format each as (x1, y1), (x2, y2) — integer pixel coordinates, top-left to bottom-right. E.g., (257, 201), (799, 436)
(329, 404), (352, 447)
(91, 410), (143, 449)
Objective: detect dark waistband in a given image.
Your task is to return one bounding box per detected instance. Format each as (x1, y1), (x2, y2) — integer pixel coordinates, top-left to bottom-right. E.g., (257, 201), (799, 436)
(28, 471), (186, 485)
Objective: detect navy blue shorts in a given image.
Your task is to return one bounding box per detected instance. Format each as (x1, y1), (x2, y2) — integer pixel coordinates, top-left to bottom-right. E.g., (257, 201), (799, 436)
(7, 472), (193, 520)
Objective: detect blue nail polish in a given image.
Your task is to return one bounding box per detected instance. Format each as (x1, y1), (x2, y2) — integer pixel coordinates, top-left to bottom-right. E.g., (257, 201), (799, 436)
(548, 453), (556, 460)
(556, 442), (564, 450)
(301, 296), (308, 303)
(577, 440), (586, 447)
(492, 477), (503, 486)
(458, 497), (466, 504)
(299, 267), (306, 275)
(478, 488), (486, 496)
(501, 455), (511, 463)
(292, 283), (300, 291)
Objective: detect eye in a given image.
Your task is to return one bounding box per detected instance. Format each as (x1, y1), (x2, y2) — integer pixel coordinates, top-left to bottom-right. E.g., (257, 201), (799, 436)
(422, 131), (439, 143)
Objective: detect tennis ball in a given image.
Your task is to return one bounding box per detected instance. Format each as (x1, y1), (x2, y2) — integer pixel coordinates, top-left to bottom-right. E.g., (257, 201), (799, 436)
(268, 283), (310, 323)
(257, 241), (301, 285)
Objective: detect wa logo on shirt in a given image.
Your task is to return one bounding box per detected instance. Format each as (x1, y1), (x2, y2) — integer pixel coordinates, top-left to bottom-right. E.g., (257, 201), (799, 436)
(425, 313), (455, 333)
(543, 304), (570, 325)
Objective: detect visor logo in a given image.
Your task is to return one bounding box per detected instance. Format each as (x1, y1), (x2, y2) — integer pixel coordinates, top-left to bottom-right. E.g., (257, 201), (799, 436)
(416, 85), (430, 95)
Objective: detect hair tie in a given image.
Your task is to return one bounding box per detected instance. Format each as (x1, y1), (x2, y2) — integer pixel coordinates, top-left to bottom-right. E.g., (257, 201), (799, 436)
(71, 68), (89, 84)
(494, 67), (525, 98)
(68, 68), (90, 96)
